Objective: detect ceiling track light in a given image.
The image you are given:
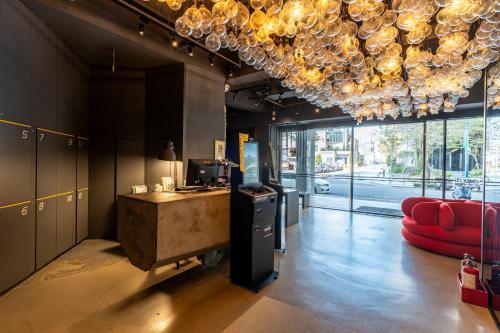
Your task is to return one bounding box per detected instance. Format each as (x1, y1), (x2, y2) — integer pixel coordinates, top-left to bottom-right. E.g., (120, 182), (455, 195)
(138, 15), (147, 37)
(227, 67), (233, 78)
(187, 44), (194, 57)
(208, 54), (214, 67)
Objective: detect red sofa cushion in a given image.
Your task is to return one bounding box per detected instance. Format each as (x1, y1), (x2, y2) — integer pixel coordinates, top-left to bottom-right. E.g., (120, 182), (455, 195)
(402, 217), (481, 247)
(401, 197), (440, 217)
(438, 203), (454, 231)
(411, 202), (441, 225)
(445, 201), (482, 228)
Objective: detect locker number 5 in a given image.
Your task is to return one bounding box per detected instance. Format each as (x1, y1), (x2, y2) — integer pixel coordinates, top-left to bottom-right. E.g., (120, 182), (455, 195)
(21, 130), (29, 140)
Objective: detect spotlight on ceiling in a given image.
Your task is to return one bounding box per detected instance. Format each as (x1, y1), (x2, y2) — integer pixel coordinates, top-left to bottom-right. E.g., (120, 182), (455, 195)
(170, 36), (179, 48)
(138, 16), (146, 37)
(272, 110), (276, 121)
(208, 54), (214, 67)
(187, 44), (194, 57)
(314, 108), (320, 113)
(228, 67), (233, 78)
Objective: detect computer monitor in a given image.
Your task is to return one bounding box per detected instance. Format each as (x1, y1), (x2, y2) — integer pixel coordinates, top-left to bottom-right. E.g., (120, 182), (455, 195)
(243, 141), (260, 186)
(186, 159), (220, 187)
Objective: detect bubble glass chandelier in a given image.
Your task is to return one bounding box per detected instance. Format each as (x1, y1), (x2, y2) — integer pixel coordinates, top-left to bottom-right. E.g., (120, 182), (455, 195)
(153, 0), (499, 123)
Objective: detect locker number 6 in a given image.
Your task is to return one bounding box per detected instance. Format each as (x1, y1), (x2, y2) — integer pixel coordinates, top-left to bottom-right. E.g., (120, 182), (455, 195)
(21, 206), (29, 216)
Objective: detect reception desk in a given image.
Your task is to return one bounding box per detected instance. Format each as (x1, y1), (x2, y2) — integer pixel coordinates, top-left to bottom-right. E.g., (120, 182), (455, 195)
(117, 190), (230, 271)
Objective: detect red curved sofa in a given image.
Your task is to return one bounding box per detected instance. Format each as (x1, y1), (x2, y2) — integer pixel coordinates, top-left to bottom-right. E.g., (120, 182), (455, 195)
(401, 197), (498, 259)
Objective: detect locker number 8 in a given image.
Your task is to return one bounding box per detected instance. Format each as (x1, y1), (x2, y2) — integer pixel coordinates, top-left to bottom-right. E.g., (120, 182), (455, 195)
(68, 138), (73, 146)
(21, 206), (29, 216)
(38, 202), (44, 211)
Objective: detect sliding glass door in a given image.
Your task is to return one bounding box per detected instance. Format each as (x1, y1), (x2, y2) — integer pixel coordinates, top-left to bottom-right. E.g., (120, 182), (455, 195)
(444, 118), (484, 200)
(310, 127), (352, 210)
(352, 123), (424, 216)
(273, 114), (485, 217)
(424, 120), (445, 198)
(279, 130), (297, 189)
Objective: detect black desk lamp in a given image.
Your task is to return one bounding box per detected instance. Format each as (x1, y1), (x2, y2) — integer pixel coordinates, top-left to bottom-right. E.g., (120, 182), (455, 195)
(158, 141), (176, 161)
(158, 141), (178, 189)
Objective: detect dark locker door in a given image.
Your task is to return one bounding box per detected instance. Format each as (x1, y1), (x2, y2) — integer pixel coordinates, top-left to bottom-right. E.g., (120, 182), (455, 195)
(76, 189), (88, 243)
(56, 135), (76, 255)
(36, 130), (57, 198)
(0, 202), (35, 294)
(76, 138), (89, 243)
(0, 121), (34, 207)
(57, 134), (76, 193)
(57, 192), (75, 255)
(0, 0), (31, 124)
(36, 197), (57, 269)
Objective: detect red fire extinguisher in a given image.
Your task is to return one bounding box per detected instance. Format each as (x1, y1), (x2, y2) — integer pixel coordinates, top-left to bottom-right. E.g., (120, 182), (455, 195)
(462, 259), (479, 290)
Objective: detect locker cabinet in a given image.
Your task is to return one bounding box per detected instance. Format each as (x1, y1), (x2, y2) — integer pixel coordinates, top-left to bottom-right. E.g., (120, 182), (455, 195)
(0, 202), (35, 294)
(76, 189), (88, 243)
(36, 130), (57, 198)
(57, 134), (76, 193)
(77, 138), (89, 189)
(0, 0), (31, 124)
(0, 121), (34, 207)
(35, 197), (57, 269)
(76, 138), (89, 242)
(56, 192), (76, 255)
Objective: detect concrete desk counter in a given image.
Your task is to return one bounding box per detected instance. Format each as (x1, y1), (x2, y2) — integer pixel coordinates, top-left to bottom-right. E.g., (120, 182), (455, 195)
(117, 190), (230, 271)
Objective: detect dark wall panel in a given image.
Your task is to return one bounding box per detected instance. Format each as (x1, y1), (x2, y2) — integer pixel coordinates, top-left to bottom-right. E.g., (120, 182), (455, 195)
(36, 130), (57, 198)
(56, 193), (75, 255)
(35, 197), (57, 269)
(0, 121), (34, 207)
(0, 0), (30, 124)
(116, 139), (145, 195)
(76, 189), (88, 243)
(88, 139), (115, 239)
(0, 202), (35, 294)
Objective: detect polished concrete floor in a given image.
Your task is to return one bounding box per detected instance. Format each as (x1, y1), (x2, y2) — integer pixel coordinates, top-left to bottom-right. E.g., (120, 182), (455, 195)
(0, 208), (496, 332)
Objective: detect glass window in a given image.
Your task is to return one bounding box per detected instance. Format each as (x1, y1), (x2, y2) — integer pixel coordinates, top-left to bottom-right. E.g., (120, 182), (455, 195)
(445, 118), (484, 200)
(485, 115), (500, 203)
(424, 120), (444, 199)
(280, 131), (297, 189)
(353, 123), (424, 216)
(310, 127), (352, 210)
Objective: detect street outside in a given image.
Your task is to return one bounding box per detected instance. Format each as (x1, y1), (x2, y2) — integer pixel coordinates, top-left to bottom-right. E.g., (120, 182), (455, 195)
(282, 167), (500, 214)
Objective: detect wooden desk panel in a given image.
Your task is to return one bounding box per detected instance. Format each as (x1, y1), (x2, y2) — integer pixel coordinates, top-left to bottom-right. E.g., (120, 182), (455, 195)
(117, 190), (230, 271)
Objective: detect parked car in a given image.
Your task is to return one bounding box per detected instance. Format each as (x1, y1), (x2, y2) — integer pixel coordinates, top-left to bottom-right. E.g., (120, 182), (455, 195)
(314, 178), (331, 193)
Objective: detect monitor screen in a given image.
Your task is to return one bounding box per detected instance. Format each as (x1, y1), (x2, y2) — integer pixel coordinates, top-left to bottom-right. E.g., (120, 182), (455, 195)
(243, 141), (259, 185)
(186, 159), (219, 186)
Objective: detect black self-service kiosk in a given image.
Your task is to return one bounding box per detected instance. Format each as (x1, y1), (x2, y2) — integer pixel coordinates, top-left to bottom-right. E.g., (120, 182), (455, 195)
(263, 166), (286, 252)
(230, 141), (278, 292)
